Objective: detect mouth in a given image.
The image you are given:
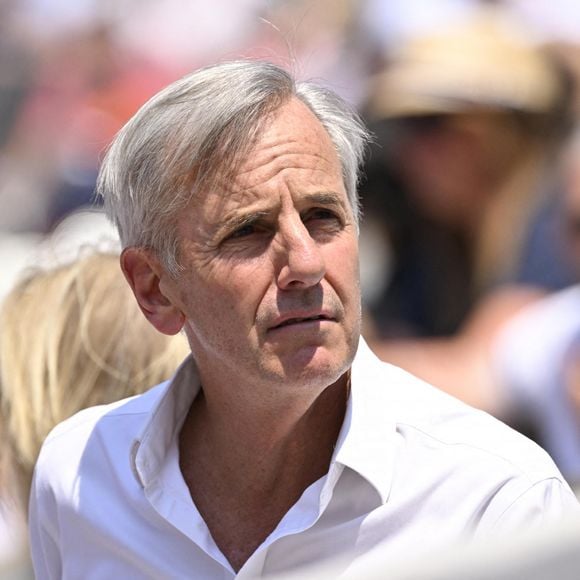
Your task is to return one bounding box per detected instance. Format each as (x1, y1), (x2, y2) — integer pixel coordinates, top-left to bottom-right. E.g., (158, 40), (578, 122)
(271, 314), (333, 330)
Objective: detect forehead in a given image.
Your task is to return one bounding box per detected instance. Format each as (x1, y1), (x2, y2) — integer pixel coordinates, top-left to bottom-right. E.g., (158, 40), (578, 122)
(210, 99), (343, 204)
(175, 99), (349, 246)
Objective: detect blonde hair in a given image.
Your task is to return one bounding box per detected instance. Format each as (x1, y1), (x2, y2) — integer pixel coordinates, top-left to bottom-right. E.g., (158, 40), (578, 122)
(0, 251), (189, 510)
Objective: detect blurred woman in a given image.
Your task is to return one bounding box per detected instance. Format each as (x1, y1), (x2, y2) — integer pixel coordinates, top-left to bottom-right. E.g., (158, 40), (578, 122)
(0, 250), (190, 515)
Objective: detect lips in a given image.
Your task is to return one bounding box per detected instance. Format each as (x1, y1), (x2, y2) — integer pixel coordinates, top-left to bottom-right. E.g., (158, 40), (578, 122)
(270, 313), (334, 330)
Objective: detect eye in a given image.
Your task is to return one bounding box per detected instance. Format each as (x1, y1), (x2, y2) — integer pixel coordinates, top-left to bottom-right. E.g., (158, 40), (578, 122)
(310, 208), (335, 220)
(229, 224), (257, 240)
(220, 218), (272, 250)
(303, 207), (343, 227)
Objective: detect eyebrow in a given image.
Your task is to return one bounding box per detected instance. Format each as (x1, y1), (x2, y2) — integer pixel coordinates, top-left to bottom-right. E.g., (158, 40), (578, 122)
(302, 191), (347, 209)
(216, 210), (270, 239)
(216, 191), (347, 238)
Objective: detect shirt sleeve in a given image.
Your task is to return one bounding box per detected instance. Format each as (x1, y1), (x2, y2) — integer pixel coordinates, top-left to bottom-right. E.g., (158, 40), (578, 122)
(490, 477), (580, 532)
(28, 465), (63, 580)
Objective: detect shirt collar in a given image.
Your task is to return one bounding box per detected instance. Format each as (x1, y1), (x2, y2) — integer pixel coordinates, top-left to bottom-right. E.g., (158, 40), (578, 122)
(132, 354), (200, 487)
(131, 337), (397, 503)
(332, 337), (397, 504)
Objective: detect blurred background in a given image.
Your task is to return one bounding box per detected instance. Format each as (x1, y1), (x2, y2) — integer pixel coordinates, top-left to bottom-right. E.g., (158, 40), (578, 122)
(1, 0), (580, 576)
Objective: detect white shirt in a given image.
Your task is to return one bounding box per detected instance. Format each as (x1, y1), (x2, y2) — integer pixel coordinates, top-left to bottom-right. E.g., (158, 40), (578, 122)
(29, 338), (579, 579)
(492, 285), (580, 482)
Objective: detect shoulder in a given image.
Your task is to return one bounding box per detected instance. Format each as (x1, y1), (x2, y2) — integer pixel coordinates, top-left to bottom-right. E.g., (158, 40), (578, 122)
(493, 285), (580, 379)
(356, 341), (568, 484)
(497, 285), (580, 345)
(34, 381), (170, 489)
(46, 380), (168, 440)
(357, 352), (580, 529)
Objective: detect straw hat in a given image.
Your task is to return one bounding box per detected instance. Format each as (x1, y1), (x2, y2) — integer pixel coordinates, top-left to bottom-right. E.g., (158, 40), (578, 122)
(368, 9), (563, 119)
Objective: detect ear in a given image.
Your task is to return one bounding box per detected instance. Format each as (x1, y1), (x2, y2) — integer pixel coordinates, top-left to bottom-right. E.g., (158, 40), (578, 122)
(120, 247), (185, 336)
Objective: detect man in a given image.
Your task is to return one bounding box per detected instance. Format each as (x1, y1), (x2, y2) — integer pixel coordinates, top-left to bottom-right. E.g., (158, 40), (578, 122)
(29, 60), (579, 579)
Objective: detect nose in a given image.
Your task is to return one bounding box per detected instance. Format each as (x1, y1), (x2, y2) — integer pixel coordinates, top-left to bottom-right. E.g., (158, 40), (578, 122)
(276, 220), (325, 290)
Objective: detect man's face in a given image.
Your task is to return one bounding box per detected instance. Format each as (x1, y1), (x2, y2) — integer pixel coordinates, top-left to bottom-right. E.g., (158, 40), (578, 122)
(160, 98), (361, 396)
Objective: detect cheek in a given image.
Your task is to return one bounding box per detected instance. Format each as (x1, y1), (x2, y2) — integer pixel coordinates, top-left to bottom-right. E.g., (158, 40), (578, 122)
(326, 238), (360, 303)
(194, 262), (272, 324)
(335, 236), (360, 279)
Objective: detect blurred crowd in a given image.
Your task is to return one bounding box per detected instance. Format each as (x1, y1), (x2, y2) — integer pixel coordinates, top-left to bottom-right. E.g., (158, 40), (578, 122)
(2, 0), (580, 577)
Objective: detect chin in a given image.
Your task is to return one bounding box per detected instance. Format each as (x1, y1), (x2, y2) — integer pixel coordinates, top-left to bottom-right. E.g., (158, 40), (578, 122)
(274, 341), (355, 387)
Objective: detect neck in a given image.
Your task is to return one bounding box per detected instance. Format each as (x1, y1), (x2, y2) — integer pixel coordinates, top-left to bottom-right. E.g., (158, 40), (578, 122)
(180, 372), (350, 486)
(178, 372), (350, 571)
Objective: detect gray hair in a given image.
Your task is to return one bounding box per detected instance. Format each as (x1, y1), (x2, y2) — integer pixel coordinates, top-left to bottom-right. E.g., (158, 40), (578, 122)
(96, 60), (370, 274)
